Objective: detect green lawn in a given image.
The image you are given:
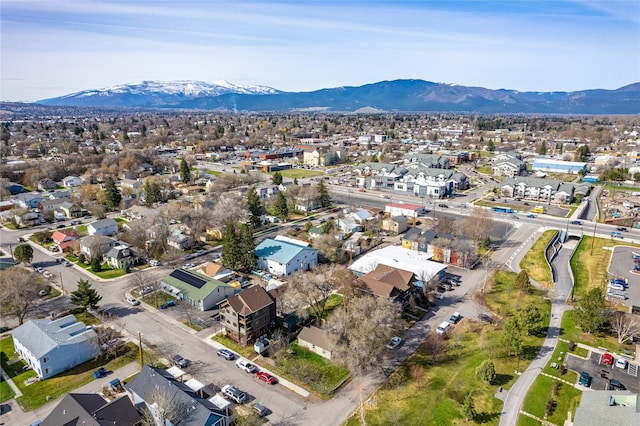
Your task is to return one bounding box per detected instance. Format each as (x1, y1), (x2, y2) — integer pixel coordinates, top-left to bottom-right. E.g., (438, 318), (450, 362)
(560, 310), (634, 354)
(2, 223), (17, 230)
(521, 375), (581, 425)
(211, 335), (256, 359)
(142, 291), (176, 309)
(271, 343), (350, 398)
(520, 230), (556, 288)
(206, 170), (222, 177)
(271, 169), (324, 179)
(93, 268), (127, 279)
(602, 183), (640, 192)
(541, 341), (577, 383)
(475, 166), (492, 175)
(307, 294), (343, 320)
(0, 379), (15, 402)
(0, 336), (140, 411)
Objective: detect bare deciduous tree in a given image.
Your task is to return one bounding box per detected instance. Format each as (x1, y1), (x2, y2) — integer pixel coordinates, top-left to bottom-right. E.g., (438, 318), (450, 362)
(284, 264), (339, 322)
(462, 207), (494, 244)
(209, 193), (250, 228)
(0, 267), (45, 324)
(140, 387), (196, 426)
(611, 311), (640, 344)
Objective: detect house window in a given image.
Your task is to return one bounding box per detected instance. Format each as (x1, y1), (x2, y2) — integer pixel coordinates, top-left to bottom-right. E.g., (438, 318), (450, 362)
(43, 357), (49, 363)
(45, 368), (50, 375)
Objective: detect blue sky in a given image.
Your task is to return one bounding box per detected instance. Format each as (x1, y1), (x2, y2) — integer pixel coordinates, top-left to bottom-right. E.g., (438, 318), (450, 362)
(1, 0), (638, 101)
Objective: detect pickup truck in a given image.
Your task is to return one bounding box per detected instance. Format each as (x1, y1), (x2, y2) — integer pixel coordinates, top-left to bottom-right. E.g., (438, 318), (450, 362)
(93, 367), (108, 379)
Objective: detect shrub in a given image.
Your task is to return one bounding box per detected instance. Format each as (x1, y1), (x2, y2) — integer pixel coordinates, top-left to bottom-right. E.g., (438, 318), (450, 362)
(545, 398), (556, 417)
(552, 381), (561, 397)
(560, 365), (567, 375)
(568, 341), (576, 351)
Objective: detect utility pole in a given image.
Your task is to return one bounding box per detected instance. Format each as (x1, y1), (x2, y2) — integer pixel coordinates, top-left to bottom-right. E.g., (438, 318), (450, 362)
(59, 271), (64, 295)
(138, 332), (144, 367)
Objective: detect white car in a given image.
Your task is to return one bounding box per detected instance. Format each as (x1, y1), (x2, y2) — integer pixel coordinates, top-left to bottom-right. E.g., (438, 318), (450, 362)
(615, 358), (629, 369)
(127, 296), (140, 306)
(434, 292), (445, 300)
(386, 336), (403, 350)
(42, 271), (52, 279)
(235, 358), (258, 373)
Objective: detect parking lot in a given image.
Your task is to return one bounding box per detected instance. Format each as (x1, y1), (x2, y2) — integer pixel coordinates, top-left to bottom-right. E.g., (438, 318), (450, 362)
(564, 350), (639, 392)
(608, 246), (640, 308)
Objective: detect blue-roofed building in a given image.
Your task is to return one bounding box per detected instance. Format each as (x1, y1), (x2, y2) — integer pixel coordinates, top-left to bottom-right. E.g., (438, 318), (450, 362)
(12, 315), (100, 379)
(255, 237), (318, 277)
(532, 158), (587, 174)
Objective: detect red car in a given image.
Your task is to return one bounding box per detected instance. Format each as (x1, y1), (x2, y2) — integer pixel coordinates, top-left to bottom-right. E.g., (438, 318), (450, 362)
(602, 353), (614, 365)
(256, 371), (277, 385)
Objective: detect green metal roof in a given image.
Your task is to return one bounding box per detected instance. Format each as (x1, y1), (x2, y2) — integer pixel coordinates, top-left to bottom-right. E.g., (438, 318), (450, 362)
(163, 269), (232, 301)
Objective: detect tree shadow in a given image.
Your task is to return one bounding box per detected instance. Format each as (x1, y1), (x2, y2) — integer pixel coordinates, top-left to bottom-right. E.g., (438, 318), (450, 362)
(475, 411), (502, 424)
(492, 373), (513, 387)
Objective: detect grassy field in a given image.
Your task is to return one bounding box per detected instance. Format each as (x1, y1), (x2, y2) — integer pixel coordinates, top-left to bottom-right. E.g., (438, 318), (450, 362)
(344, 270), (550, 425)
(141, 291), (175, 309)
(206, 170), (222, 177)
(521, 375), (581, 425)
(307, 294), (343, 320)
(546, 173), (580, 183)
(93, 267), (127, 279)
(520, 230), (556, 288)
(475, 166), (493, 175)
(212, 335), (256, 359)
(541, 340), (578, 382)
(602, 183), (640, 192)
(271, 169), (324, 179)
(0, 337), (140, 411)
(0, 379), (15, 402)
(560, 310), (635, 354)
(271, 343), (350, 398)
(569, 236), (640, 299)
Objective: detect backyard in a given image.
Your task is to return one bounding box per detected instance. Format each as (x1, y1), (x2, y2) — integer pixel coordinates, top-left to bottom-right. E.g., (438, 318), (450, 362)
(0, 336), (140, 411)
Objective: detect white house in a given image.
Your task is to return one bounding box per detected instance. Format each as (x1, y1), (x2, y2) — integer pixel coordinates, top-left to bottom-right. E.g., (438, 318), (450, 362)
(87, 218), (118, 236)
(12, 315), (100, 379)
(297, 326), (333, 360)
(62, 176), (83, 188)
(255, 237), (318, 277)
(384, 202), (425, 218)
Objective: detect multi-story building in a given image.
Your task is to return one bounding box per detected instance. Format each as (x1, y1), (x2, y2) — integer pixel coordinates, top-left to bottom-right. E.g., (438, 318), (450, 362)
(217, 286), (276, 345)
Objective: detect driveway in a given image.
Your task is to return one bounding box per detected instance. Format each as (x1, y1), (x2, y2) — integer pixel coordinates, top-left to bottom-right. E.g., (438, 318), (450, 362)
(608, 246), (640, 308)
(564, 351), (639, 393)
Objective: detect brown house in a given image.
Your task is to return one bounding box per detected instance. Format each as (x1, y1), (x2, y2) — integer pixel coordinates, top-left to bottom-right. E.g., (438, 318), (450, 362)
(218, 286), (276, 346)
(358, 264), (414, 305)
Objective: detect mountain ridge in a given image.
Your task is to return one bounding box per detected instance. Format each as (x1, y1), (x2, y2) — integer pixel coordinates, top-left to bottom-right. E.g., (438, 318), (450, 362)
(36, 79), (640, 114)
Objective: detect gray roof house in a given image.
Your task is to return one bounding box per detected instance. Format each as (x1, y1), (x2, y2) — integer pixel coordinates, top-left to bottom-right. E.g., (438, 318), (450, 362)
(12, 192), (45, 209)
(87, 218), (118, 236)
(41, 393), (141, 426)
(573, 390), (640, 425)
(125, 365), (230, 426)
(297, 326), (334, 360)
(12, 315), (100, 379)
(80, 235), (119, 261)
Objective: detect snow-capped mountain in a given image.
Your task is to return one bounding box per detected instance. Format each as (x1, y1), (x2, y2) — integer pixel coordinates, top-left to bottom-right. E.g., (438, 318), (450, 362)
(36, 79), (640, 114)
(39, 80), (280, 108)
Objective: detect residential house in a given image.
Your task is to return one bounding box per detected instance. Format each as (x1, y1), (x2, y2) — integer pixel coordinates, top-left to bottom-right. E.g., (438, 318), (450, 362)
(58, 201), (82, 219)
(12, 315), (100, 379)
(194, 262), (235, 282)
(299, 145), (345, 167)
(384, 203), (425, 219)
(120, 178), (143, 192)
(125, 365), (230, 426)
(167, 230), (196, 251)
(218, 285), (276, 345)
(87, 218), (118, 236)
(104, 243), (136, 269)
(358, 263), (414, 305)
(42, 393), (141, 426)
(47, 190), (71, 200)
(297, 326), (334, 359)
(62, 175), (82, 187)
(500, 176), (589, 204)
(401, 228), (474, 268)
(255, 237), (318, 277)
(13, 192), (45, 209)
(14, 211), (40, 227)
(38, 178), (57, 191)
(4, 181), (24, 195)
(403, 153), (451, 168)
(51, 230), (79, 252)
(573, 391), (640, 425)
(336, 216), (362, 234)
(80, 235), (119, 261)
(401, 227), (437, 252)
(38, 198), (67, 214)
(308, 226), (324, 239)
(491, 153), (527, 177)
(381, 215), (408, 234)
(162, 268), (235, 311)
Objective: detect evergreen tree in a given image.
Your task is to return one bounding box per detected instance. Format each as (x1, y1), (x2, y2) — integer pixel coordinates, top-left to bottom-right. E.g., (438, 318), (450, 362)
(144, 181), (162, 207)
(538, 141), (547, 155)
(518, 304), (543, 335)
(70, 279), (102, 312)
(476, 361), (496, 383)
(462, 393), (476, 421)
(273, 192), (289, 219)
(238, 223), (256, 273)
(316, 180), (331, 208)
(221, 223), (240, 270)
(14, 244), (33, 264)
(487, 140), (496, 152)
(179, 158), (191, 184)
(104, 176), (122, 212)
(574, 288), (608, 334)
(90, 257), (102, 272)
(293, 177), (298, 185)
(501, 317), (523, 356)
(272, 171), (283, 185)
(247, 187), (262, 228)
(515, 270), (532, 293)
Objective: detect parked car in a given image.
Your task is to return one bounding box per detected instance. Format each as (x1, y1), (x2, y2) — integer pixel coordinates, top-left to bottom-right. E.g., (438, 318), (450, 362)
(434, 293), (445, 300)
(159, 300), (176, 309)
(615, 358), (629, 369)
(252, 403), (268, 417)
(609, 378), (626, 390)
(139, 286), (154, 295)
(436, 321), (451, 335)
(217, 348), (236, 360)
(63, 260), (72, 267)
(42, 271), (52, 279)
(602, 353), (614, 365)
(93, 367), (108, 379)
(526, 213), (537, 218)
(38, 289), (48, 297)
(127, 296), (140, 306)
(570, 220), (582, 225)
(617, 227), (628, 232)
(149, 259), (160, 267)
(578, 371), (591, 387)
(236, 359), (258, 373)
(449, 312), (461, 324)
(172, 354), (189, 368)
(221, 385), (247, 403)
(386, 336), (403, 350)
(438, 203), (449, 208)
(256, 371), (277, 385)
